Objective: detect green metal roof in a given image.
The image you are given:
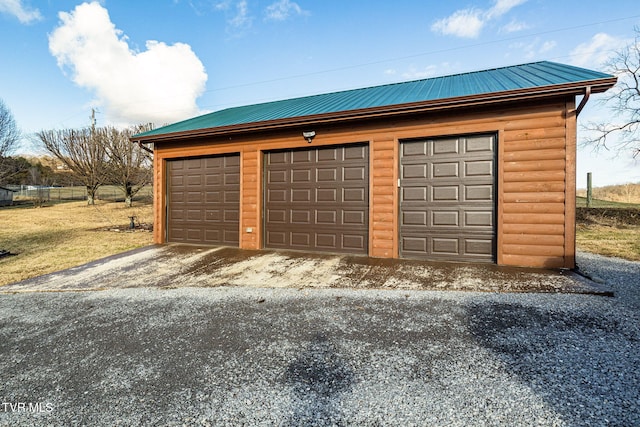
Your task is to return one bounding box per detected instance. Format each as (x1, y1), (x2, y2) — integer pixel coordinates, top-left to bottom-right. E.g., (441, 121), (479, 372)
(135, 61), (615, 140)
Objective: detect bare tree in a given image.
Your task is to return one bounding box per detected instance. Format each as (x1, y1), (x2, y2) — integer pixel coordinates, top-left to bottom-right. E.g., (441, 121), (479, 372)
(36, 128), (108, 205)
(583, 28), (640, 157)
(99, 124), (153, 207)
(0, 98), (21, 183)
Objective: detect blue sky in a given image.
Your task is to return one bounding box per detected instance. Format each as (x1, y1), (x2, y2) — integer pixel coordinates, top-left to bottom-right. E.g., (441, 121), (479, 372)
(1, 0), (639, 187)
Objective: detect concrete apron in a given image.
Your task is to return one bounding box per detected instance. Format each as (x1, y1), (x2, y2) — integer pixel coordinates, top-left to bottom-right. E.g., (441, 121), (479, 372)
(1, 244), (612, 295)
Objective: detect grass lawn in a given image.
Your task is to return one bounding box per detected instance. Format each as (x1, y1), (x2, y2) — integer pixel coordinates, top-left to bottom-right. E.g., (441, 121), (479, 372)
(576, 204), (640, 262)
(0, 200), (153, 286)
(576, 225), (640, 261)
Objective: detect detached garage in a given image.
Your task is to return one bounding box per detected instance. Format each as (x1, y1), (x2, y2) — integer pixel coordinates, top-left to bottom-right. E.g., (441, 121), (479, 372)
(133, 61), (616, 269)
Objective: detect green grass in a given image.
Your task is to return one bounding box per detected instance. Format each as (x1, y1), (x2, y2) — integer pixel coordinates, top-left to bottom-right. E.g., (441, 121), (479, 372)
(576, 196), (640, 208)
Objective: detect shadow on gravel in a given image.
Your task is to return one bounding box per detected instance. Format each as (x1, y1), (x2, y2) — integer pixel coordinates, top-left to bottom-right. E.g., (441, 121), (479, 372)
(285, 333), (354, 427)
(468, 302), (639, 425)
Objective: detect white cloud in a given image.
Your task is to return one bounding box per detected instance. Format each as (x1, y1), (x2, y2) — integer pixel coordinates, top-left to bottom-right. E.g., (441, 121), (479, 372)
(570, 33), (627, 68)
(216, 0), (253, 31)
(229, 0), (251, 28)
(265, 0), (308, 21)
(431, 8), (484, 38)
(48, 1), (207, 126)
(486, 0), (527, 19)
(539, 40), (556, 53)
(432, 0), (527, 38)
(501, 19), (529, 33)
(401, 63), (455, 80)
(0, 0), (41, 24)
(509, 38), (557, 60)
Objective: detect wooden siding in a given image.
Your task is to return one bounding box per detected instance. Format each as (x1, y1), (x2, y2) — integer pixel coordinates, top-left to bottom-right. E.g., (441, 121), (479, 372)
(241, 149), (260, 249)
(370, 137), (396, 257)
(499, 100), (575, 268)
(152, 96), (577, 269)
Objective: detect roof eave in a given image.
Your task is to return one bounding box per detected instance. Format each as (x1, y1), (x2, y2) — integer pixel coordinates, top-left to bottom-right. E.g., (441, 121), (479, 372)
(133, 77), (617, 144)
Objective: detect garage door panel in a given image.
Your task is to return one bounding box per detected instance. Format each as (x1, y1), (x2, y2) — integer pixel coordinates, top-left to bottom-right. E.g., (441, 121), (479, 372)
(402, 236), (427, 253)
(317, 168), (337, 181)
(225, 190), (240, 203)
(402, 211), (428, 226)
(224, 172), (240, 185)
(465, 210), (493, 227)
(465, 135), (494, 153)
(403, 164), (428, 179)
(432, 186), (459, 202)
(433, 139), (459, 155)
(465, 185), (493, 201)
(432, 238), (459, 255)
(465, 160), (494, 177)
(293, 150), (314, 163)
(268, 170), (287, 183)
(343, 210), (365, 225)
(403, 187), (427, 202)
(268, 151), (288, 165)
(316, 210), (336, 224)
(403, 141), (427, 157)
(265, 144), (369, 254)
(344, 166), (366, 181)
(466, 239), (494, 255)
(316, 188), (337, 202)
(400, 134), (495, 262)
(344, 145), (367, 159)
(291, 232), (311, 246)
(433, 162), (459, 178)
(186, 175), (202, 186)
(292, 189), (312, 202)
(267, 189), (287, 203)
(317, 234), (337, 248)
(316, 150), (337, 162)
(343, 235), (366, 250)
(432, 211), (459, 227)
(167, 154), (240, 246)
(343, 188), (366, 202)
(267, 209), (286, 223)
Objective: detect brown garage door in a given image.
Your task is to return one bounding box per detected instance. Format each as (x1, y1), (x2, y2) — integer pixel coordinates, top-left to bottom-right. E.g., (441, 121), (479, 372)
(264, 144), (369, 254)
(167, 154), (240, 245)
(399, 134), (495, 262)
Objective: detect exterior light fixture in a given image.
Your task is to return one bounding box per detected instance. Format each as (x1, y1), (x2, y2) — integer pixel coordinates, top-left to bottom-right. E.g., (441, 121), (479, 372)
(302, 131), (316, 143)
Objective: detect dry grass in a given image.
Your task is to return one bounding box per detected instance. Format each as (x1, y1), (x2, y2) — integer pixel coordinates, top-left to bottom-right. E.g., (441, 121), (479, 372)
(576, 208), (640, 262)
(0, 201), (153, 286)
(576, 225), (640, 261)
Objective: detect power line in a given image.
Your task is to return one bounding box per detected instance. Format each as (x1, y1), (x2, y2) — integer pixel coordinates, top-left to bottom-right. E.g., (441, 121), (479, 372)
(201, 13), (640, 94)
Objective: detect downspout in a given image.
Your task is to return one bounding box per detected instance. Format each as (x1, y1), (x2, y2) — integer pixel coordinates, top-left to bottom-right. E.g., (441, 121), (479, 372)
(137, 140), (153, 154)
(575, 86), (592, 117)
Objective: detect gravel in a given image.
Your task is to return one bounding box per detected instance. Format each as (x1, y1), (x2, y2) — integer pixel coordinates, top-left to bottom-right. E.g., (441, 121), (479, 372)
(0, 251), (638, 426)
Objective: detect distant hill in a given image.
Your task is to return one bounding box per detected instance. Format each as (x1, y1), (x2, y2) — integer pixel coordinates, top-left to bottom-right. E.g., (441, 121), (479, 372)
(577, 182), (640, 205)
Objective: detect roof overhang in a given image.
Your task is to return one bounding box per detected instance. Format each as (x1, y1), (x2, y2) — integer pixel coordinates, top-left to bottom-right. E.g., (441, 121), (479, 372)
(132, 77), (617, 145)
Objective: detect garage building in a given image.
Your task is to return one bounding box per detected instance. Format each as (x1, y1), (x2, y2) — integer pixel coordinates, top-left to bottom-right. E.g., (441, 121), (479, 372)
(133, 61), (616, 269)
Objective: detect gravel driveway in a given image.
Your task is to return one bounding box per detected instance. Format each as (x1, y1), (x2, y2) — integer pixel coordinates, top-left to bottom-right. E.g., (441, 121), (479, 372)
(0, 252), (638, 426)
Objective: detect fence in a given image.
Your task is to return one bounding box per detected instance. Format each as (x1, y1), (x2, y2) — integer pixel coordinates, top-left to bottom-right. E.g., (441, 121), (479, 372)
(12, 185), (153, 203)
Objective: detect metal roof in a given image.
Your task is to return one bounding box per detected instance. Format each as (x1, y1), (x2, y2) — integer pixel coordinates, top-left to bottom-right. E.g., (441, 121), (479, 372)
(135, 61), (615, 140)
